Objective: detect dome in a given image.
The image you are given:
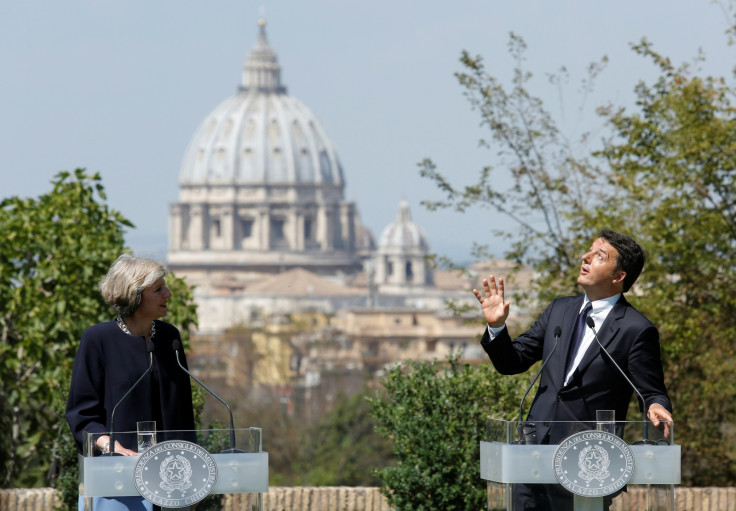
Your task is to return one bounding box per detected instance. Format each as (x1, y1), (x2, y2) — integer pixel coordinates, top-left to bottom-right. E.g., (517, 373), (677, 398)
(178, 19), (345, 187)
(378, 200), (429, 251)
(168, 19), (363, 276)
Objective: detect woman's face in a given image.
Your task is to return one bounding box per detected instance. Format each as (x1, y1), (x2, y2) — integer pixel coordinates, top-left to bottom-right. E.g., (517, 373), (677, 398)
(137, 277), (172, 320)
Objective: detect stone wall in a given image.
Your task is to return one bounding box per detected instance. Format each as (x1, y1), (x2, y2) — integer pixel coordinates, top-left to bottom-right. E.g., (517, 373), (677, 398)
(3, 486), (736, 511)
(0, 487), (61, 511)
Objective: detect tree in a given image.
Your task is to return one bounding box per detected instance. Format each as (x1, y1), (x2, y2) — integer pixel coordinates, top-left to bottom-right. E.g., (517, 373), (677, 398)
(0, 169), (199, 490)
(298, 391), (392, 486)
(0, 169), (130, 487)
(420, 30), (736, 485)
(368, 355), (522, 511)
(593, 41), (736, 485)
(420, 33), (607, 305)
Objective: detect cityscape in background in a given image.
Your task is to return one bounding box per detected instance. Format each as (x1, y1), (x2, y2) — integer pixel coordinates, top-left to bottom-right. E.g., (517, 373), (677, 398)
(169, 19), (533, 424)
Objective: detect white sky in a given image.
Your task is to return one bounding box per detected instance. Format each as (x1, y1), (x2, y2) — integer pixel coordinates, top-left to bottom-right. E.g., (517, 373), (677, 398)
(1, 1), (734, 264)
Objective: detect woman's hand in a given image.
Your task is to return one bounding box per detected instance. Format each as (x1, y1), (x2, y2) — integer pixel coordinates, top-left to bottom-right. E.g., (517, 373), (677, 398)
(96, 435), (139, 456)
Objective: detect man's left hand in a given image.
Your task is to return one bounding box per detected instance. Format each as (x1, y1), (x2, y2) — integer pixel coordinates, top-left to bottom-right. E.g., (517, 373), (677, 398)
(647, 403), (673, 439)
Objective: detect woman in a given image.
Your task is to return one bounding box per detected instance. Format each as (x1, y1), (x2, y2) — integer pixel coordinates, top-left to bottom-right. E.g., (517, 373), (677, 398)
(66, 254), (195, 510)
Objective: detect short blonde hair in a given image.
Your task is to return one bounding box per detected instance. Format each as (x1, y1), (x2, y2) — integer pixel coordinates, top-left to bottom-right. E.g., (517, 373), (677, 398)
(99, 254), (168, 316)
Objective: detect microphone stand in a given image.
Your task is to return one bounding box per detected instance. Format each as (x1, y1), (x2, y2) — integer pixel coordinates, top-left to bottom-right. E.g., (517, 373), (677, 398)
(172, 339), (243, 453)
(516, 326), (561, 444)
(586, 317), (655, 445)
(106, 340), (155, 455)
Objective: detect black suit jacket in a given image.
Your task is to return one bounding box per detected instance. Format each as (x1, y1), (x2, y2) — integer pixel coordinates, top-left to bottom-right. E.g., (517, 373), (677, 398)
(66, 320), (196, 453)
(481, 294), (671, 442)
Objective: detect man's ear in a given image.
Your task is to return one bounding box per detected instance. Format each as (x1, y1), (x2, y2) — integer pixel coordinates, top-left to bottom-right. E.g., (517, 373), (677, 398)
(612, 271), (626, 287)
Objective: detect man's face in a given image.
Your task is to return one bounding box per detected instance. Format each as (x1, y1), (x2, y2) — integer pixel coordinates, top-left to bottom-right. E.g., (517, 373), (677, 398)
(577, 238), (624, 300)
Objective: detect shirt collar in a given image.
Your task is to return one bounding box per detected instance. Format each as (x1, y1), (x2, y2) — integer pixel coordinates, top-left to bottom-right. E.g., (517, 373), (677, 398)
(581, 293), (621, 314)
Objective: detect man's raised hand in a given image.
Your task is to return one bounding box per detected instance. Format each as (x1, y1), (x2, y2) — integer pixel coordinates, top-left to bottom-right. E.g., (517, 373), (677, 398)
(472, 275), (510, 328)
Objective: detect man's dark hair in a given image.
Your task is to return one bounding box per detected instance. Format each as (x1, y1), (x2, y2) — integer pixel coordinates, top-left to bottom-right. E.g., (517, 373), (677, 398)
(598, 228), (646, 293)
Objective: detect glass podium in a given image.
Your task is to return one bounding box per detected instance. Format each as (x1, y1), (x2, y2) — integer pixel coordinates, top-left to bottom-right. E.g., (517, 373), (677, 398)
(79, 428), (267, 511)
(481, 418), (680, 511)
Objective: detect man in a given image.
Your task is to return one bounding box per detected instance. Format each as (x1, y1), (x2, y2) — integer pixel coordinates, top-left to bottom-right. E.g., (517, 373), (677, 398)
(474, 229), (672, 509)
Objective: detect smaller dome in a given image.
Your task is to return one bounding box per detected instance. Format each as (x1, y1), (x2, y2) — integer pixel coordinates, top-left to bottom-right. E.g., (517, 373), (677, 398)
(356, 222), (376, 252)
(378, 201), (428, 251)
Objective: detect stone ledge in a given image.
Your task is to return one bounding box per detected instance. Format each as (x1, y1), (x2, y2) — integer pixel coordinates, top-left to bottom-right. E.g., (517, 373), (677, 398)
(2, 486), (736, 510)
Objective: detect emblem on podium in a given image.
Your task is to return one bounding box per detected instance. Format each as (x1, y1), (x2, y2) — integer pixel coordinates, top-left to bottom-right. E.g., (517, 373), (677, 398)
(134, 440), (218, 508)
(553, 430), (635, 497)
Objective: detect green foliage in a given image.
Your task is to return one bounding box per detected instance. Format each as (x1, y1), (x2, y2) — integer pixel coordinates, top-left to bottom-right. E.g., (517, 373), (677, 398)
(0, 169), (200, 504)
(419, 33), (608, 304)
(368, 354), (522, 511)
(593, 41), (736, 485)
(298, 392), (392, 486)
(421, 29), (736, 486)
(0, 169), (130, 488)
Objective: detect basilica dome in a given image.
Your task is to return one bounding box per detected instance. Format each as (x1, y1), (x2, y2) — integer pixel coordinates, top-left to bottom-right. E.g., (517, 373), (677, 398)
(168, 19), (366, 282)
(179, 19), (345, 187)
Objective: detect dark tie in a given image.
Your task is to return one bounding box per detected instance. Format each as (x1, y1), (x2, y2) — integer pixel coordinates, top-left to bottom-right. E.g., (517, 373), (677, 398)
(565, 302), (593, 374)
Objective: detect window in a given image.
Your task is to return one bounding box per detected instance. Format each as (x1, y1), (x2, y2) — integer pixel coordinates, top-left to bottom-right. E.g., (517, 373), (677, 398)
(304, 218), (313, 240)
(271, 219), (285, 240)
(271, 218), (287, 248)
(241, 218), (253, 238)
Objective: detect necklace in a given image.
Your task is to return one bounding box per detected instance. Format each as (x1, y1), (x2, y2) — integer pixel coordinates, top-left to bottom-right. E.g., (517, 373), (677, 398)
(116, 315), (156, 340)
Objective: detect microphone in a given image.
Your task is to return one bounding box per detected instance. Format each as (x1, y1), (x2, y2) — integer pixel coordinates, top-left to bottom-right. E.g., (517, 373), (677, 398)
(172, 338), (243, 453)
(585, 316), (654, 444)
(517, 325), (561, 444)
(107, 339), (155, 455)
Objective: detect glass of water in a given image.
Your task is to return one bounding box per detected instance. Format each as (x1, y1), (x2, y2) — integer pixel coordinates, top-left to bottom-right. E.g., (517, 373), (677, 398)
(137, 420), (156, 452)
(596, 410), (616, 435)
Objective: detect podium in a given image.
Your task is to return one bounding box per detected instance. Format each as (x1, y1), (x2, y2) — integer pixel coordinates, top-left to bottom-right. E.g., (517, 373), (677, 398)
(79, 428), (268, 511)
(480, 418), (680, 511)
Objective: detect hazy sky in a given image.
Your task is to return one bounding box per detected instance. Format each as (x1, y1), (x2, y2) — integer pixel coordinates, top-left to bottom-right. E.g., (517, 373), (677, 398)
(2, 1), (734, 263)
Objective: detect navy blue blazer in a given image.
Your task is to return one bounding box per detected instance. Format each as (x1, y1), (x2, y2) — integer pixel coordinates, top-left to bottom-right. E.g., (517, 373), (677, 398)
(481, 294), (671, 442)
(66, 320), (196, 453)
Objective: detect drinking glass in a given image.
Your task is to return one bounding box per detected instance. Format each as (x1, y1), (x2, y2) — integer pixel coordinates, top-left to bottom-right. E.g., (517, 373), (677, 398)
(596, 409), (616, 435)
(137, 420), (157, 452)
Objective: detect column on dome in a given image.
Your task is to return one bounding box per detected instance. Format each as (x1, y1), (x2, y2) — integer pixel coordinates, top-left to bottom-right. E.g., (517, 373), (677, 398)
(389, 254), (401, 285)
(295, 208), (305, 251)
(225, 204), (235, 250)
(339, 202), (356, 252)
(259, 207), (270, 250)
(406, 255), (419, 285)
(317, 203), (335, 251)
(393, 255), (406, 285)
(169, 203), (183, 251)
(188, 204), (207, 250)
(288, 207), (299, 250)
(373, 254), (386, 284)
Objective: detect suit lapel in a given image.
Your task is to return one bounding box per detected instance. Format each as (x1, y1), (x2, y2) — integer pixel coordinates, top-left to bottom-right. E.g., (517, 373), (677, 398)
(574, 296), (627, 376)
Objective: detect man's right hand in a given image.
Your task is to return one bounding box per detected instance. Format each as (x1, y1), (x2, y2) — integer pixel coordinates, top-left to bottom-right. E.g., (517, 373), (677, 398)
(472, 274), (511, 328)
